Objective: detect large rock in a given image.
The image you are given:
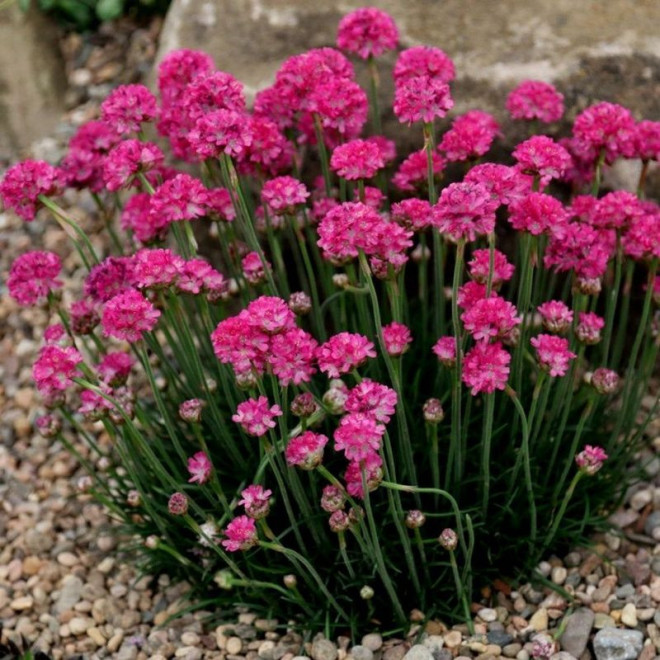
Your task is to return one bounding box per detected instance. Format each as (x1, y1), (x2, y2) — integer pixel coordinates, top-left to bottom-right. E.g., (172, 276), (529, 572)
(0, 5), (66, 162)
(592, 628), (643, 660)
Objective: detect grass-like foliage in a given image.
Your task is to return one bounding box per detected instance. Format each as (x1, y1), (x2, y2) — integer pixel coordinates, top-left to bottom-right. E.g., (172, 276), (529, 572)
(2, 6), (659, 636)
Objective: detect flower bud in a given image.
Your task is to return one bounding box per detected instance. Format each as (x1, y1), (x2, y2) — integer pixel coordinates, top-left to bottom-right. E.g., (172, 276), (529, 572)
(360, 585), (375, 600)
(575, 445), (608, 475)
(423, 398), (444, 424)
(235, 370), (259, 390)
(438, 528), (458, 551)
(109, 386), (135, 424)
(290, 392), (318, 418)
(214, 569), (234, 590)
(198, 520), (219, 547)
(145, 535), (159, 549)
(205, 377), (218, 393)
(333, 273), (350, 289)
(97, 456), (111, 472)
(348, 506), (364, 526)
(411, 243), (431, 263)
(76, 475), (93, 493)
(328, 510), (350, 532)
(283, 574), (298, 589)
(168, 492), (189, 516)
(590, 368), (620, 395)
(288, 291), (312, 316)
(35, 413), (62, 439)
(322, 381), (349, 415)
(179, 398), (206, 423)
(127, 490), (141, 507)
(321, 485), (346, 513)
(573, 276), (601, 296)
(405, 510), (426, 529)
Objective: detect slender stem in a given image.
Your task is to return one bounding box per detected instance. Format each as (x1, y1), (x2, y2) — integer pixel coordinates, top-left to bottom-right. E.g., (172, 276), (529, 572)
(480, 392), (495, 518)
(601, 233), (622, 365)
(450, 240), (466, 486)
(313, 114), (332, 197)
(540, 472), (583, 561)
(449, 549), (475, 635)
(367, 56), (382, 136)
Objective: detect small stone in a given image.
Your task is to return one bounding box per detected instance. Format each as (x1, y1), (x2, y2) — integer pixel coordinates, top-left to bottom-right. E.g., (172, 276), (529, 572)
(637, 608), (655, 622)
(529, 609), (549, 631)
(69, 617), (92, 635)
(593, 614), (615, 629)
(629, 488), (652, 511)
(549, 653), (575, 660)
(487, 632), (513, 647)
(107, 632), (125, 653)
(182, 632), (201, 646)
(444, 632), (463, 649)
(175, 647), (202, 660)
(551, 567), (568, 585)
(383, 645), (408, 660)
(620, 604), (637, 628)
(502, 644), (522, 658)
(226, 636), (243, 654)
(54, 575), (84, 615)
(313, 639), (338, 660)
(350, 645), (374, 660)
(22, 556), (42, 576)
(56, 552), (79, 567)
(644, 511), (660, 538)
(87, 627), (106, 646)
(362, 634), (383, 652)
(403, 645), (433, 660)
(478, 608), (498, 623)
(592, 628), (643, 660)
(615, 584), (635, 599)
(97, 557), (115, 574)
(10, 596), (33, 611)
(259, 641), (277, 659)
(559, 608), (594, 658)
(422, 635), (444, 653)
(255, 619), (279, 632)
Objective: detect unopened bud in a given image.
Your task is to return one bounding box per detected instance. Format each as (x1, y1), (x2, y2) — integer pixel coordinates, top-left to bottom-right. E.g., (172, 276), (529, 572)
(76, 475), (93, 493)
(283, 574), (298, 589)
(214, 570), (234, 590)
(97, 456), (111, 472)
(179, 398), (206, 423)
(333, 273), (350, 289)
(348, 506), (364, 526)
(590, 368), (620, 395)
(423, 398), (444, 424)
(321, 485), (346, 513)
(573, 277), (602, 296)
(235, 370), (259, 390)
(360, 585), (375, 600)
(438, 528), (458, 551)
(145, 535), (159, 549)
(328, 510), (350, 532)
(290, 392), (318, 418)
(35, 413), (62, 439)
(288, 291), (312, 316)
(127, 490), (141, 507)
(168, 492), (188, 516)
(411, 243), (431, 263)
(405, 510), (426, 529)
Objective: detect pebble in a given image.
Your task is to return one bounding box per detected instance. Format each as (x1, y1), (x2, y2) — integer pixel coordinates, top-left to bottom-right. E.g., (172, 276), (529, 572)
(350, 645), (374, 660)
(175, 646), (202, 660)
(559, 608), (594, 658)
(54, 575), (84, 614)
(477, 608), (498, 623)
(592, 628), (643, 660)
(487, 632), (513, 647)
(551, 567), (568, 585)
(529, 608), (549, 631)
(502, 644), (522, 658)
(362, 634), (383, 652)
(10, 596), (34, 611)
(403, 645), (434, 660)
(620, 603), (637, 628)
(444, 631), (463, 648)
(312, 639), (338, 660)
(226, 636), (244, 654)
(594, 614), (615, 629)
(87, 626), (106, 645)
(56, 551), (79, 567)
(69, 616), (92, 635)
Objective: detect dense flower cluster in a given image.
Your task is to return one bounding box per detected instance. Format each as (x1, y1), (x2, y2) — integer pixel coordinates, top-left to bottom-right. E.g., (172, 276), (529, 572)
(8, 251), (62, 306)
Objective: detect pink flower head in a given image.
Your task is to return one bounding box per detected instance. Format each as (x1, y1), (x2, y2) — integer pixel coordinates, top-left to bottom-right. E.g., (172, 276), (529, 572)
(244, 296), (296, 335)
(335, 412), (385, 462)
(100, 84), (158, 135)
(189, 109), (253, 159)
(261, 176), (309, 215)
(392, 148), (446, 192)
(623, 202), (660, 261)
(457, 281), (491, 309)
(148, 173), (209, 231)
(572, 102), (636, 165)
(464, 163), (532, 207)
(179, 398), (206, 423)
(439, 110), (500, 162)
(168, 492), (189, 515)
(330, 139), (385, 180)
(97, 351), (134, 386)
(544, 222), (612, 280)
(391, 199), (433, 232)
(242, 251), (270, 285)
(211, 310), (269, 376)
(537, 300), (573, 334)
(508, 192), (568, 236)
(345, 378), (397, 424)
(462, 342), (511, 395)
(328, 510), (350, 531)
(593, 191), (645, 231)
(336, 7), (399, 59)
(506, 80), (564, 123)
(33, 345), (83, 398)
(157, 49), (215, 106)
(575, 445), (608, 475)
(394, 46), (455, 84)
(222, 515), (258, 551)
(7, 251), (62, 306)
(239, 485), (272, 519)
(132, 248), (184, 289)
(467, 248), (515, 287)
(270, 328), (318, 386)
(232, 396), (282, 436)
(238, 115), (293, 177)
(43, 324), (67, 345)
(513, 135), (572, 187)
(101, 290), (161, 342)
(179, 71), (245, 124)
(285, 431), (329, 470)
(321, 485), (346, 513)
(530, 334), (576, 377)
(187, 451), (212, 484)
(70, 299), (100, 335)
(84, 257), (135, 303)
(633, 120), (660, 162)
(461, 294), (521, 342)
(576, 312), (605, 345)
(102, 140), (164, 191)
(121, 193), (162, 244)
(177, 258), (224, 295)
(205, 187), (236, 222)
(317, 201), (380, 262)
(432, 336), (457, 366)
(591, 368), (620, 395)
(382, 321), (412, 356)
(344, 451), (383, 499)
(0, 160), (62, 221)
(432, 181), (498, 243)
(366, 135), (397, 164)
(317, 332), (377, 378)
(394, 75), (453, 124)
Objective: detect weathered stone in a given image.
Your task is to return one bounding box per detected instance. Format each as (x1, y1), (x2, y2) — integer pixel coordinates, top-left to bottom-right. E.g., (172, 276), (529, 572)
(592, 628), (643, 660)
(403, 645), (434, 660)
(54, 575), (84, 615)
(559, 609), (594, 659)
(312, 639), (338, 660)
(529, 608), (549, 632)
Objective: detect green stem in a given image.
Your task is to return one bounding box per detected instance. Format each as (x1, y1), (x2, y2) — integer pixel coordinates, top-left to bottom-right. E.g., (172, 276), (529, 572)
(480, 392), (496, 518)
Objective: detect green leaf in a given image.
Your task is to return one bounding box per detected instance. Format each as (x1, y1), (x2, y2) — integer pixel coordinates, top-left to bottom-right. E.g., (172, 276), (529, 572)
(96, 0), (123, 21)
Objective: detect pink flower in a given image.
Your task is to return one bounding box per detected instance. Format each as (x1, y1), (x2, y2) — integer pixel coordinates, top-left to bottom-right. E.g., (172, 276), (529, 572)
(44, 324), (67, 345)
(0, 160), (63, 221)
(575, 445), (608, 475)
(100, 84), (158, 135)
(508, 193), (568, 236)
(344, 452), (383, 498)
(623, 202), (660, 261)
(97, 351), (133, 386)
(392, 149), (446, 192)
(70, 299), (100, 335)
(148, 174), (209, 231)
(382, 322), (412, 356)
(572, 101), (636, 165)
(335, 412), (385, 461)
(467, 248), (514, 287)
(245, 296), (296, 335)
(506, 80), (564, 123)
(7, 251), (62, 306)
(285, 431), (329, 470)
(270, 328), (318, 386)
(513, 135), (572, 186)
(457, 281), (491, 309)
(464, 163), (532, 207)
(544, 223), (612, 280)
(238, 116), (293, 176)
(102, 290), (161, 342)
(330, 139), (385, 180)
(593, 191), (645, 231)
(239, 485), (272, 519)
(121, 193), (162, 244)
(187, 452), (212, 484)
(33, 345), (83, 398)
(261, 176), (309, 215)
(439, 110), (500, 161)
(211, 311), (269, 376)
(432, 336), (458, 366)
(461, 295), (521, 343)
(132, 248), (184, 289)
(394, 46), (455, 84)
(576, 312), (604, 345)
(157, 49), (215, 106)
(321, 485), (346, 512)
(189, 109), (253, 159)
(179, 71), (245, 124)
(345, 379), (397, 424)
(432, 182), (498, 243)
(391, 199), (433, 232)
(317, 332), (377, 378)
(242, 252), (270, 285)
(462, 342), (511, 395)
(394, 75), (453, 124)
(317, 201), (379, 262)
(84, 257), (135, 303)
(102, 140), (164, 191)
(222, 515), (258, 551)
(366, 136), (397, 164)
(177, 258), (226, 296)
(179, 398), (206, 423)
(232, 396), (282, 437)
(633, 120), (660, 162)
(168, 492), (189, 515)
(591, 368), (620, 395)
(530, 334), (576, 377)
(336, 7), (399, 59)
(328, 510), (350, 531)
(205, 187), (236, 222)
(537, 301), (573, 334)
